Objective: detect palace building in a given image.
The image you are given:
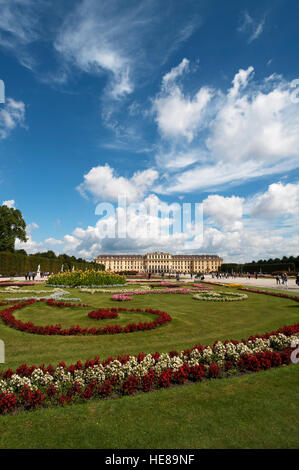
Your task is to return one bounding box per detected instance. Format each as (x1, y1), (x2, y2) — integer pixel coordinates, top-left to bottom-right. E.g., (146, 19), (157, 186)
(95, 252), (223, 274)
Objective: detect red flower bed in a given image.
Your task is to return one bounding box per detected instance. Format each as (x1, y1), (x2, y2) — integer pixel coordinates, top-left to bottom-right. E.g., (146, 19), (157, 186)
(46, 299), (90, 308)
(0, 282), (36, 287)
(0, 299), (172, 336)
(0, 319), (298, 415)
(88, 309), (119, 320)
(238, 287), (299, 303)
(0, 392), (18, 413)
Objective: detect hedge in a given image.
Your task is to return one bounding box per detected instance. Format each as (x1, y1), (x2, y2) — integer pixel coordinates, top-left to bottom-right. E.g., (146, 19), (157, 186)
(0, 252), (102, 277)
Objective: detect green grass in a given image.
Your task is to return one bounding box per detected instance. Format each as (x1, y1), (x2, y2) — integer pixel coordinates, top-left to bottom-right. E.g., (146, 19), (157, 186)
(0, 284), (298, 369)
(0, 283), (298, 449)
(0, 365), (298, 449)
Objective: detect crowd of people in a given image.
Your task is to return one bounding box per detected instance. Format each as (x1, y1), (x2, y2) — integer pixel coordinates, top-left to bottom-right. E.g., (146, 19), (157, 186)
(275, 273), (289, 287)
(24, 272), (49, 280)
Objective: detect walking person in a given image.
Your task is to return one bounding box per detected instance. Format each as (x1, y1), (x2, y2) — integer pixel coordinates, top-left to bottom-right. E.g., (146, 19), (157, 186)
(276, 275), (280, 286)
(284, 273), (288, 289)
(296, 273), (299, 286)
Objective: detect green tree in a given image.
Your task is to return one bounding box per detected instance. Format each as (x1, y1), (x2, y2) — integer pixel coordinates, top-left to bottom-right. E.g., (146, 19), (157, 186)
(0, 205), (27, 252)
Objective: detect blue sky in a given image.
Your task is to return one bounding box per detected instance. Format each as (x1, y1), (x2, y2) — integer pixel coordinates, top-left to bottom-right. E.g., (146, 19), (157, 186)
(0, 0), (299, 262)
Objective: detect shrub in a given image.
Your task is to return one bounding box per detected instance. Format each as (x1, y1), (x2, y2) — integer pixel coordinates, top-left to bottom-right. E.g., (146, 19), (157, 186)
(47, 269), (126, 287)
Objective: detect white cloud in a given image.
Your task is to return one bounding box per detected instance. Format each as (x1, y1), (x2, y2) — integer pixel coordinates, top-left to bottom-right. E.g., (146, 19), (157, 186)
(27, 222), (39, 232)
(54, 1), (199, 100)
(207, 68), (299, 164)
(0, 98), (26, 139)
(203, 195), (244, 228)
(153, 83), (213, 142)
(2, 199), (15, 208)
(54, 187), (299, 262)
(15, 236), (43, 253)
(54, 0), (133, 99)
(229, 66), (254, 98)
(16, 181), (299, 262)
(250, 182), (299, 219)
(155, 159), (298, 194)
(238, 11), (265, 43)
(155, 66), (299, 193)
(0, 0), (40, 45)
(156, 149), (200, 169)
(77, 164), (159, 203)
(44, 237), (63, 246)
(0, 0), (46, 70)
(162, 58), (190, 86)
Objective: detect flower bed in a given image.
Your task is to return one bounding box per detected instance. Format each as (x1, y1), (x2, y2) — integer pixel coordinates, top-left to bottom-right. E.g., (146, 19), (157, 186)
(192, 283), (214, 290)
(79, 286), (151, 294)
(193, 291), (248, 302)
(0, 299), (172, 336)
(88, 309), (119, 320)
(0, 322), (298, 415)
(3, 288), (82, 303)
(111, 288), (192, 301)
(47, 270), (126, 287)
(0, 282), (36, 288)
(238, 287), (299, 303)
(151, 282), (213, 290)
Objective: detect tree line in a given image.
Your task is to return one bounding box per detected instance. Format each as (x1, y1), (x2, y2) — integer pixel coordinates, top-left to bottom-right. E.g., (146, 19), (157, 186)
(220, 256), (299, 275)
(0, 205), (104, 276)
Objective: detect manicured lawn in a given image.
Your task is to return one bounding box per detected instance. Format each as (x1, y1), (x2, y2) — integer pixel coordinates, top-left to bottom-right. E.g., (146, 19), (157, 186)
(0, 282), (298, 449)
(0, 284), (298, 369)
(0, 365), (298, 449)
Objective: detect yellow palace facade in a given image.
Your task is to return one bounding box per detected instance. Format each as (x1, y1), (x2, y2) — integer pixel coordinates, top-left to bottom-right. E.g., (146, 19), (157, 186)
(95, 252), (223, 274)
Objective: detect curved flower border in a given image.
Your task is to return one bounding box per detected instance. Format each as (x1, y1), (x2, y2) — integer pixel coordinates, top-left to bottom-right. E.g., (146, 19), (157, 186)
(0, 321), (298, 414)
(0, 299), (172, 336)
(111, 286), (212, 301)
(193, 291), (248, 302)
(238, 287), (299, 303)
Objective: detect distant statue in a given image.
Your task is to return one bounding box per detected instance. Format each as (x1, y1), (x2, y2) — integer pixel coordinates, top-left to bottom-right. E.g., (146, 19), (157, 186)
(36, 264), (41, 279)
(72, 265), (75, 271)
(61, 264), (64, 272)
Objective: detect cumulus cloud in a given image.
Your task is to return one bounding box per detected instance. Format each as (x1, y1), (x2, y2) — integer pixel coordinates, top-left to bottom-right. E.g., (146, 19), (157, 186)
(16, 181), (299, 262)
(153, 60), (213, 141)
(207, 67), (299, 164)
(203, 195), (244, 229)
(77, 164), (159, 203)
(2, 199), (15, 208)
(156, 66), (299, 193)
(250, 182), (299, 219)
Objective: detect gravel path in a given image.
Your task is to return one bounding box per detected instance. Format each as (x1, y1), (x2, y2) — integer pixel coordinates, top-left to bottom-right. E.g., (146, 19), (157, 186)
(203, 274), (299, 292)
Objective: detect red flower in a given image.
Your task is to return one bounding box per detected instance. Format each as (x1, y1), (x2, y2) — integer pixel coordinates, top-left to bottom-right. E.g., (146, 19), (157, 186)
(0, 392), (17, 414)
